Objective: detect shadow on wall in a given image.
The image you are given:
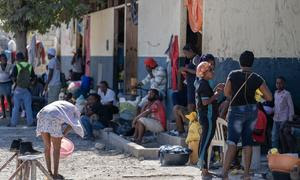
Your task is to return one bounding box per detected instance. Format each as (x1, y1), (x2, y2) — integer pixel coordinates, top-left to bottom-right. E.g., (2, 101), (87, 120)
(214, 57), (300, 114)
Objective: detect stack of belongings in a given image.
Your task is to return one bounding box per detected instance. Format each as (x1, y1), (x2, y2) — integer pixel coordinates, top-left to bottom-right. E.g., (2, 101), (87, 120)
(159, 145), (191, 166)
(113, 96), (140, 135)
(268, 148), (300, 180)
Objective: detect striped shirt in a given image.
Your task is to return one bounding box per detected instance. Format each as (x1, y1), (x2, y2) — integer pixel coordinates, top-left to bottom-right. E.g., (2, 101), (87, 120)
(141, 66), (167, 96)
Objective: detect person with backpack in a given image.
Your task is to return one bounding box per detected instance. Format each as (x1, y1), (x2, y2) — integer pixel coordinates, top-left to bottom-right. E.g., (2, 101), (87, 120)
(44, 48), (61, 104)
(9, 52), (35, 127)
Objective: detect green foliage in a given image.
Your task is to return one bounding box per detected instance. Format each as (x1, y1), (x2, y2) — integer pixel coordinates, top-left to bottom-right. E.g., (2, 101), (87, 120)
(0, 0), (104, 34)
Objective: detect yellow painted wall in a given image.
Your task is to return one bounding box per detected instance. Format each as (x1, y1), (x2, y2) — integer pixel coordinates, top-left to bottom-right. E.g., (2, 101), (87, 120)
(90, 8), (114, 57)
(138, 0), (186, 57)
(203, 0), (300, 59)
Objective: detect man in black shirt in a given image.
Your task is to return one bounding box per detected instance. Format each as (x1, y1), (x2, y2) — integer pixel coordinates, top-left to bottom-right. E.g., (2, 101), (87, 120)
(80, 93), (111, 140)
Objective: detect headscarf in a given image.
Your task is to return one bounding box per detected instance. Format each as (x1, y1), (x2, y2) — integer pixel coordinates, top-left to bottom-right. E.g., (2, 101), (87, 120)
(144, 58), (157, 69)
(196, 61), (212, 78)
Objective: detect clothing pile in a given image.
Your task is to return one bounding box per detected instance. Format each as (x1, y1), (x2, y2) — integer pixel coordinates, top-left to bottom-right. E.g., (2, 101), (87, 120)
(159, 145), (191, 154)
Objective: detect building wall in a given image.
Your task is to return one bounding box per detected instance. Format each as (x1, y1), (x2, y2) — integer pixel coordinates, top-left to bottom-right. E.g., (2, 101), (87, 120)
(137, 0), (186, 79)
(203, 0), (300, 112)
(89, 8), (115, 88)
(138, 0), (187, 117)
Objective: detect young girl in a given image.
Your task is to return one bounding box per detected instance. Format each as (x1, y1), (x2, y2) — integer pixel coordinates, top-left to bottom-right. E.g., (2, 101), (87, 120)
(36, 100), (84, 179)
(195, 62), (223, 177)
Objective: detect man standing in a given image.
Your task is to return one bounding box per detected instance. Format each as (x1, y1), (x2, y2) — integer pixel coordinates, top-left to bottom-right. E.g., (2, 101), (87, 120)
(136, 58), (166, 108)
(44, 48), (61, 104)
(10, 52), (35, 127)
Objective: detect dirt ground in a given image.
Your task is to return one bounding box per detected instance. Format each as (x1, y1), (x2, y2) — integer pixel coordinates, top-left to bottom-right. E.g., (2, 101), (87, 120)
(0, 127), (204, 180)
(0, 125), (269, 180)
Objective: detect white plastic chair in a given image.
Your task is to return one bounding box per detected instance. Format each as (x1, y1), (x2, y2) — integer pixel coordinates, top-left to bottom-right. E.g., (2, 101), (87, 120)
(207, 117), (228, 169)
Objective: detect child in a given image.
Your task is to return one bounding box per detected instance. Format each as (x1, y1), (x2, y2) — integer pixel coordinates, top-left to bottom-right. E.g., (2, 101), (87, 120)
(272, 76), (294, 149)
(185, 111), (201, 165)
(195, 62), (223, 177)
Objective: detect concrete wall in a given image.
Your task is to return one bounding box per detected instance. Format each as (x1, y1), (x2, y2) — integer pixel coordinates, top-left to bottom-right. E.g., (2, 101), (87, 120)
(203, 0), (300, 58)
(89, 8), (115, 88)
(203, 0), (300, 113)
(138, 0), (186, 58)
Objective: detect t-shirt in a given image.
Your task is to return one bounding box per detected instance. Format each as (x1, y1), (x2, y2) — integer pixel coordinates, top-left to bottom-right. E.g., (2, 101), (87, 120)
(147, 100), (166, 129)
(195, 78), (218, 122)
(0, 64), (13, 83)
(98, 88), (116, 105)
(48, 57), (61, 86)
(228, 70), (264, 106)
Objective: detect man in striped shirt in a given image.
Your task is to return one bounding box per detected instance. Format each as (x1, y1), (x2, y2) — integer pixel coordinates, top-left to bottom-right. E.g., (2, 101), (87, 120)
(137, 58), (167, 108)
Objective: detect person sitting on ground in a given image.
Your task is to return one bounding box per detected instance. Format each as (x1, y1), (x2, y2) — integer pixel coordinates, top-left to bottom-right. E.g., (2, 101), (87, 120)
(173, 54), (216, 136)
(80, 93), (112, 140)
(0, 53), (13, 119)
(9, 52), (35, 127)
(131, 88), (166, 144)
(36, 100), (84, 180)
(30, 75), (46, 120)
(272, 76), (294, 150)
(135, 58), (167, 109)
(97, 81), (116, 105)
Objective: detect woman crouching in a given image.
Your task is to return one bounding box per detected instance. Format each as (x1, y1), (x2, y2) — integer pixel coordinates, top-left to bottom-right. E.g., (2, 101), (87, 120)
(36, 100), (84, 179)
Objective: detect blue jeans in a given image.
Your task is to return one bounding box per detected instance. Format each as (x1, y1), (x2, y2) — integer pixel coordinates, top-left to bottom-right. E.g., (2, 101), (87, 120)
(227, 104), (258, 147)
(272, 121), (285, 149)
(80, 115), (105, 138)
(11, 88), (33, 126)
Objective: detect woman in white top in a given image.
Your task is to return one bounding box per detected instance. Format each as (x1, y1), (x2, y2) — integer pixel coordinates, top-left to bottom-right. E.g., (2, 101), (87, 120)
(36, 100), (84, 179)
(0, 53), (13, 118)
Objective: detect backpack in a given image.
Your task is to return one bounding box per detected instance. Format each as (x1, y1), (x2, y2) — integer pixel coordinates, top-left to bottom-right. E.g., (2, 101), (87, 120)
(252, 109), (267, 144)
(16, 62), (32, 88)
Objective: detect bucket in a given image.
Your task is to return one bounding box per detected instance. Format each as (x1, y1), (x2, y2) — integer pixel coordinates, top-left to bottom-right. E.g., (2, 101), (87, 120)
(51, 137), (74, 159)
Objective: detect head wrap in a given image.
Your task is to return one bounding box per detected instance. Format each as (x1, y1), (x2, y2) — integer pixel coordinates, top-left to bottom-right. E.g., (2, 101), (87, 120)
(144, 58), (157, 69)
(196, 61), (212, 78)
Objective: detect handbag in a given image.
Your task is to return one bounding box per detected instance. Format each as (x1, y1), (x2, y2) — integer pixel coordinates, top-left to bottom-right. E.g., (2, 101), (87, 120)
(219, 73), (254, 119)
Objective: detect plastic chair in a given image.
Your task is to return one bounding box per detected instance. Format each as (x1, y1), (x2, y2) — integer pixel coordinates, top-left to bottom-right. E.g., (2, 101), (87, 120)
(207, 117), (228, 169)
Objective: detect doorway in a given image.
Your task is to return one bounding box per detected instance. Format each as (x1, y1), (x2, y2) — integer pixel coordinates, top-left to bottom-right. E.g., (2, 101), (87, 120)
(113, 7), (125, 93)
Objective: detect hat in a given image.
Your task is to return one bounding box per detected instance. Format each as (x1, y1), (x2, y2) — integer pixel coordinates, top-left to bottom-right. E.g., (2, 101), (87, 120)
(144, 58), (157, 69)
(196, 61), (212, 78)
(47, 48), (56, 56)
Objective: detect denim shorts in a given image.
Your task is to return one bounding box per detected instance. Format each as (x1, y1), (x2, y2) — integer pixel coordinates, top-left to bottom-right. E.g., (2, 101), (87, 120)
(227, 104), (258, 147)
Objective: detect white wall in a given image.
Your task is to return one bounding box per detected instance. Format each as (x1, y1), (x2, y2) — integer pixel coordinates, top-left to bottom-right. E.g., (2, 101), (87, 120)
(138, 0), (186, 57)
(202, 0), (300, 59)
(90, 8), (114, 57)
